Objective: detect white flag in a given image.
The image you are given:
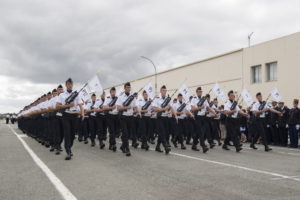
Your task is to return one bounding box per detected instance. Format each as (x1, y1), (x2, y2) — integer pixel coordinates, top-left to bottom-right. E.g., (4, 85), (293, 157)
(271, 88), (282, 102)
(143, 81), (155, 99)
(78, 86), (90, 102)
(241, 88), (254, 106)
(88, 75), (103, 96)
(178, 84), (191, 102)
(116, 87), (124, 96)
(212, 83), (226, 102)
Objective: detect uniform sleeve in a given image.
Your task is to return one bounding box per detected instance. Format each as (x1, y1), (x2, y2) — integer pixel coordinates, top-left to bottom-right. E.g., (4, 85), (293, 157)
(251, 102), (258, 111)
(191, 98), (197, 107)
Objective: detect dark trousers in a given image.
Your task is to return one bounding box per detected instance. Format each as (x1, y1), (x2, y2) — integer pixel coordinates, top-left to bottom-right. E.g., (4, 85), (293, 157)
(107, 114), (119, 145)
(270, 124), (279, 145)
(139, 116), (150, 144)
(96, 115), (105, 141)
(6, 118), (9, 124)
(252, 118), (268, 146)
(78, 117), (89, 140)
(175, 118), (185, 144)
(193, 116), (206, 147)
(224, 118), (240, 148)
(54, 116), (64, 149)
(209, 118), (220, 142)
(89, 116), (98, 141)
(148, 118), (156, 141)
(279, 126), (288, 146)
(288, 125), (298, 148)
(120, 116), (136, 148)
(156, 117), (168, 146)
(62, 113), (78, 151)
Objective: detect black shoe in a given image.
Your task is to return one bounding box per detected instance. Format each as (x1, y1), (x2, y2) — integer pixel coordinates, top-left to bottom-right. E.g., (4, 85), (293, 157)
(265, 147), (272, 152)
(78, 137), (83, 142)
(91, 140), (95, 147)
(120, 145), (126, 153)
(250, 144), (258, 150)
(155, 146), (163, 153)
(112, 145), (117, 152)
(222, 145), (230, 150)
(164, 146), (171, 155)
(210, 143), (215, 149)
(202, 146), (209, 153)
(181, 144), (186, 150)
(70, 150), (73, 157)
(100, 141), (105, 149)
(125, 148), (131, 157)
(186, 140), (191, 145)
(65, 154), (72, 160)
(172, 140), (178, 148)
(236, 147), (243, 152)
(192, 145), (200, 151)
(49, 147), (55, 152)
(218, 141), (222, 146)
(65, 149), (72, 160)
(84, 140), (88, 144)
(132, 142), (139, 149)
(55, 149), (60, 155)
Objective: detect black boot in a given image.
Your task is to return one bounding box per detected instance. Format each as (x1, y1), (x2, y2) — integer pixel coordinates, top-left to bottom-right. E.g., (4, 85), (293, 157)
(265, 146), (272, 152)
(181, 143), (186, 150)
(125, 147), (131, 157)
(155, 144), (163, 153)
(132, 142), (139, 149)
(100, 140), (105, 149)
(91, 140), (95, 147)
(163, 144), (171, 155)
(236, 146), (243, 152)
(250, 144), (258, 150)
(202, 146), (209, 153)
(222, 145), (230, 150)
(65, 149), (72, 160)
(192, 145), (200, 151)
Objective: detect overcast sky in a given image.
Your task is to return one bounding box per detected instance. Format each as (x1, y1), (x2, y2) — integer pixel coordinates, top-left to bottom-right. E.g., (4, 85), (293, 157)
(1, 0), (300, 113)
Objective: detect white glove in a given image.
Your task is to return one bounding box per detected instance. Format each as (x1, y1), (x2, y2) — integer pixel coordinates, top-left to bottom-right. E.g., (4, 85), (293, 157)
(286, 124), (289, 128)
(296, 125), (300, 130)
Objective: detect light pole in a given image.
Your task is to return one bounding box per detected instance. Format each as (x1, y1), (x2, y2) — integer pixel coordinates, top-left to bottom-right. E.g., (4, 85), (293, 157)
(248, 32), (254, 47)
(140, 56), (158, 95)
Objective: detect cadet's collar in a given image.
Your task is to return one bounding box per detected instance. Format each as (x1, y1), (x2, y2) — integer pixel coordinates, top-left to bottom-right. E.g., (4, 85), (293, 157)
(162, 96), (166, 100)
(229, 99), (233, 103)
(179, 101), (182, 104)
(125, 92), (130, 96)
(144, 98), (147, 101)
(67, 89), (72, 93)
(198, 95), (201, 99)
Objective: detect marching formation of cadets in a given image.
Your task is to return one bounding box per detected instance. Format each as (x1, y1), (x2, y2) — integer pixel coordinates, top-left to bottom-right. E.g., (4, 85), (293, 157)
(5, 114), (17, 124)
(16, 78), (300, 161)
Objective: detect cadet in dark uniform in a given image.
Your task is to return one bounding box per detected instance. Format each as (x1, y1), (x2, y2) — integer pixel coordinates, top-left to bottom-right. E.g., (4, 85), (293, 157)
(288, 99), (300, 148)
(153, 85), (172, 154)
(137, 90), (152, 150)
(250, 92), (282, 152)
(56, 78), (84, 160)
(276, 102), (290, 146)
(190, 87), (214, 153)
(222, 90), (248, 152)
(103, 87), (119, 152)
(116, 82), (138, 156)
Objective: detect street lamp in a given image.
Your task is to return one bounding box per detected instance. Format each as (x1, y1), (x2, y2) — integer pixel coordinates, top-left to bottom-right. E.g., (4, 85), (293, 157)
(248, 32), (254, 47)
(140, 56), (158, 95)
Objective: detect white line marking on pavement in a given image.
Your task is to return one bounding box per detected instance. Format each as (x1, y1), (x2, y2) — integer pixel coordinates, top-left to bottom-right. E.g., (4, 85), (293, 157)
(19, 134), (28, 138)
(116, 141), (300, 182)
(271, 175), (300, 180)
(243, 147), (300, 156)
(8, 125), (77, 200)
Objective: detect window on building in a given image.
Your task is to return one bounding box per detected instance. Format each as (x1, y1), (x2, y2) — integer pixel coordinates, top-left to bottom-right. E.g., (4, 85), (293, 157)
(251, 65), (262, 84)
(266, 62), (277, 81)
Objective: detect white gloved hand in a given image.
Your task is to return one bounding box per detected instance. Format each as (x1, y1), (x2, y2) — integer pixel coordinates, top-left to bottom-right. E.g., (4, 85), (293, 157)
(296, 125), (300, 130)
(286, 124), (289, 128)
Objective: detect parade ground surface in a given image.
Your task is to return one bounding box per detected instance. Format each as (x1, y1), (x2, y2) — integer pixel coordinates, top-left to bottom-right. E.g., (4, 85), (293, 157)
(1, 121), (300, 200)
